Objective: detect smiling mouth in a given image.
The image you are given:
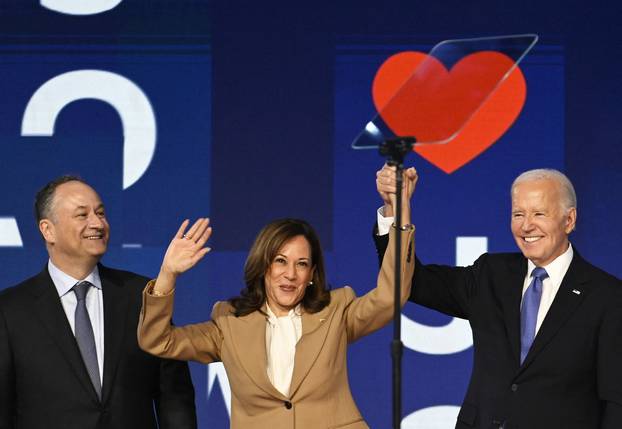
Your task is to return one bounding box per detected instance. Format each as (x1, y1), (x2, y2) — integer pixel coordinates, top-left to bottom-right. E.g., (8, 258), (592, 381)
(84, 234), (104, 240)
(523, 236), (542, 243)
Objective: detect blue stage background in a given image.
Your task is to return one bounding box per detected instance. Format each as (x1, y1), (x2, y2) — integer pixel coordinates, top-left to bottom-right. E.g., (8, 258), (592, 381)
(1, 1), (620, 428)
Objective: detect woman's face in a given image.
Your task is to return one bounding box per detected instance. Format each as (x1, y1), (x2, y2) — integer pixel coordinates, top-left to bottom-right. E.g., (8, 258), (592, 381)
(264, 235), (315, 316)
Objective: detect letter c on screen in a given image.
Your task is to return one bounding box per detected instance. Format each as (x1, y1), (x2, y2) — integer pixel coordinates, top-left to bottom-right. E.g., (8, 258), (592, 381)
(41, 0), (122, 15)
(21, 69), (156, 190)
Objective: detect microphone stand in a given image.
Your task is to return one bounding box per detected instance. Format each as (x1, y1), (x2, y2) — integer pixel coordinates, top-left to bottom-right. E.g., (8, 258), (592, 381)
(379, 136), (416, 429)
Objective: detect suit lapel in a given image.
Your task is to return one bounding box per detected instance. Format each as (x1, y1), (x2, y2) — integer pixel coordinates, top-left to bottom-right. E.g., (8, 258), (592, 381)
(501, 256), (527, 367)
(30, 267), (101, 403)
(519, 253), (590, 371)
(99, 265), (130, 404)
(229, 307), (285, 399)
(288, 304), (332, 397)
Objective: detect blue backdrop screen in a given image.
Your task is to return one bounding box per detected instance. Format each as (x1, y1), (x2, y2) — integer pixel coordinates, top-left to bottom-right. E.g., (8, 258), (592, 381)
(1, 2), (620, 428)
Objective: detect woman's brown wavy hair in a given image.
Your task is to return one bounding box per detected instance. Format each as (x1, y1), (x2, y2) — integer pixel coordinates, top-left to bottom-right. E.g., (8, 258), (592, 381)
(229, 218), (331, 317)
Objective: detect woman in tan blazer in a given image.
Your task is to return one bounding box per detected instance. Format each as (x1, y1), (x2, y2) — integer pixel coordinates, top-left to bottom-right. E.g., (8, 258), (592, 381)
(137, 169), (417, 428)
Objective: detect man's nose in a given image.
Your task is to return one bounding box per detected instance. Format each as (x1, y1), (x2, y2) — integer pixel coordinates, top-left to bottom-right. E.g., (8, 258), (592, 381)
(88, 213), (104, 228)
(520, 215), (534, 231)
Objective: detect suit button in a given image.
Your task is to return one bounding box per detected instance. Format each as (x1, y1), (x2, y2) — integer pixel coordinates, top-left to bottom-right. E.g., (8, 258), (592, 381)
(510, 383), (518, 392)
(284, 401), (292, 409)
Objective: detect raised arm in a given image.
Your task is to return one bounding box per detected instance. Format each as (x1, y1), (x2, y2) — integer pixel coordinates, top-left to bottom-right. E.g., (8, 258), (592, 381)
(373, 164), (476, 319)
(137, 218), (223, 364)
(344, 166), (417, 342)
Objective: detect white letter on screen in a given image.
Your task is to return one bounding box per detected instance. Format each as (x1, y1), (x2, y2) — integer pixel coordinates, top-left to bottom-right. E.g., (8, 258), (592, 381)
(401, 236), (487, 355)
(0, 217), (23, 247)
(402, 405), (461, 428)
(40, 0), (122, 15)
(21, 70), (156, 190)
(208, 363), (232, 417)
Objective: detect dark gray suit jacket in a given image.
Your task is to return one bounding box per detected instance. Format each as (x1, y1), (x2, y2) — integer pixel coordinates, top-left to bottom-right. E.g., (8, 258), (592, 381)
(375, 234), (622, 429)
(0, 264), (197, 429)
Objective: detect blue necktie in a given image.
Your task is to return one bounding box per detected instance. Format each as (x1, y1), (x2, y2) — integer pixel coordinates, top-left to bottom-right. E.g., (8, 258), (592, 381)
(520, 267), (548, 364)
(73, 281), (102, 399)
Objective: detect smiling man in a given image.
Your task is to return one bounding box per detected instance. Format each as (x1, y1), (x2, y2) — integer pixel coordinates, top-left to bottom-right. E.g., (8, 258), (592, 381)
(0, 176), (197, 429)
(374, 167), (622, 429)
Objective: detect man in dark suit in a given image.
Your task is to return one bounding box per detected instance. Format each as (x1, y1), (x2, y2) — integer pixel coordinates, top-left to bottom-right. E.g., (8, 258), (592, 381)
(374, 166), (622, 429)
(0, 176), (197, 429)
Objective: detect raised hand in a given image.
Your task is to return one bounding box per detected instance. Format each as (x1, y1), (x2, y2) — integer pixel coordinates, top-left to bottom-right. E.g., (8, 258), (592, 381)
(152, 218), (212, 295)
(162, 218), (212, 276)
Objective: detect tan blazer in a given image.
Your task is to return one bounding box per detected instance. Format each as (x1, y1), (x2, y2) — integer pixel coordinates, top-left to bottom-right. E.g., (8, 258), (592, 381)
(138, 227), (414, 429)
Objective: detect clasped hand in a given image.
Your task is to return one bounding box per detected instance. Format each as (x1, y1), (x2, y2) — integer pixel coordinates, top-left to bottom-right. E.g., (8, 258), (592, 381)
(375, 164), (418, 221)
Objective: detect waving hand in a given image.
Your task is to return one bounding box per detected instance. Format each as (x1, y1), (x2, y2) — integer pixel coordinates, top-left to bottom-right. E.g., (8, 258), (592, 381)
(153, 218), (212, 294)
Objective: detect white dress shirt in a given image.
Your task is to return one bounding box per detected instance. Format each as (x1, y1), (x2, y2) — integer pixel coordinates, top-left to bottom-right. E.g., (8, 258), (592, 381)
(265, 304), (302, 397)
(48, 260), (104, 383)
(522, 244), (573, 334)
(377, 206), (394, 236)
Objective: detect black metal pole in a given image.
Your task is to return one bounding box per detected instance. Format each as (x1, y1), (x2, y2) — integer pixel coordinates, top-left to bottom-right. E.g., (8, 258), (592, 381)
(392, 163), (403, 429)
(379, 137), (415, 429)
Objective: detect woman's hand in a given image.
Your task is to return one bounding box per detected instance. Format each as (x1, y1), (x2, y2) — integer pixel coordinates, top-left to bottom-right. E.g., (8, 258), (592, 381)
(153, 218), (212, 294)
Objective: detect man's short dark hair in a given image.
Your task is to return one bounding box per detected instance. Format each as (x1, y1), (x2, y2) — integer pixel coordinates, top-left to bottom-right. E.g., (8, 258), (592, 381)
(34, 175), (86, 223)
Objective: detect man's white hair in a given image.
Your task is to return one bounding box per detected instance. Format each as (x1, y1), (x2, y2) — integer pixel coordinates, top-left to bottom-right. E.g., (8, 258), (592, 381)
(511, 169), (577, 212)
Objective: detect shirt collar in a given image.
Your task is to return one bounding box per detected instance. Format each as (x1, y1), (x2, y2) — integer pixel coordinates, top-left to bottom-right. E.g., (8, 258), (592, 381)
(47, 260), (102, 298)
(527, 242), (574, 282)
(266, 303), (302, 324)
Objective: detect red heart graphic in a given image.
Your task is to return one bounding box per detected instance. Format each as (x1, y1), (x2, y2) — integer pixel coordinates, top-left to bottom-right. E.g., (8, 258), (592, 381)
(372, 51), (526, 173)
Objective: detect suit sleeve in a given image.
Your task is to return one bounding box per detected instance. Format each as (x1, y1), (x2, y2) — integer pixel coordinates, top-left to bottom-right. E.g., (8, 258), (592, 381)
(137, 287), (224, 364)
(0, 304), (15, 429)
(344, 226), (415, 343)
(153, 341), (198, 429)
(598, 284), (622, 428)
(373, 223), (479, 320)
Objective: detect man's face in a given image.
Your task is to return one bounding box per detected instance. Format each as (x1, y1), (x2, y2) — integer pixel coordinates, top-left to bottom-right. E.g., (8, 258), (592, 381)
(511, 178), (576, 267)
(41, 181), (110, 265)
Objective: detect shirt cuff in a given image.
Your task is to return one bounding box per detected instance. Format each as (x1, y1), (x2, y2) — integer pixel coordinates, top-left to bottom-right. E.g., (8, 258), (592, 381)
(376, 206), (394, 236)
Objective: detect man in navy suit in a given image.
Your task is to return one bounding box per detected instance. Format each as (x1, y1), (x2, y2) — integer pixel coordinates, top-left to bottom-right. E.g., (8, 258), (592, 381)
(375, 166), (622, 429)
(0, 175), (197, 429)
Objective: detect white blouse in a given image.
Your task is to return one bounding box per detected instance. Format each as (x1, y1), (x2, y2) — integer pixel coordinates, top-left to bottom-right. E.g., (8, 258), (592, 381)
(265, 304), (302, 397)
